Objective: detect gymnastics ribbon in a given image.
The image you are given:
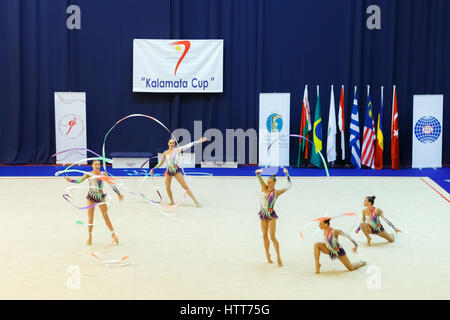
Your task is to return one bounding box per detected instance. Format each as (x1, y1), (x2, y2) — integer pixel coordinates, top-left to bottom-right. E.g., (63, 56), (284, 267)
(267, 134), (329, 177)
(90, 252), (130, 267)
(299, 212), (357, 239)
(101, 114), (182, 174)
(51, 148), (103, 160)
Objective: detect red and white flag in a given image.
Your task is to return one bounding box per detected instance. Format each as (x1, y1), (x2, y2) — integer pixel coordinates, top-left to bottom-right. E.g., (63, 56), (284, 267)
(297, 85), (312, 166)
(338, 85), (345, 160)
(391, 85), (399, 169)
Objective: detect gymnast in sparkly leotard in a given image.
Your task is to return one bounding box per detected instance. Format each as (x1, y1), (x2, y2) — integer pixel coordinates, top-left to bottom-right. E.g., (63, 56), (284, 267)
(255, 167), (291, 267)
(150, 137), (207, 207)
(314, 219), (366, 274)
(357, 196), (401, 246)
(65, 160), (123, 246)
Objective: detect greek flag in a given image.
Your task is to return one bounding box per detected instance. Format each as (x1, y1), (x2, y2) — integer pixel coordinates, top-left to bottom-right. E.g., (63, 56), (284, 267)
(349, 86), (361, 168)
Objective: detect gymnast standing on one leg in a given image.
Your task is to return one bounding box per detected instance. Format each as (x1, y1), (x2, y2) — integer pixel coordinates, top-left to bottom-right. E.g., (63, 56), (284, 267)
(314, 219), (366, 274)
(255, 167), (291, 267)
(150, 137), (207, 207)
(65, 160), (123, 246)
(357, 196), (401, 246)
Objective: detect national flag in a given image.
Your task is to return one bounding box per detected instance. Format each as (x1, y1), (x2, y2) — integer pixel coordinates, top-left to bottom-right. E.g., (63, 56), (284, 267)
(349, 86), (361, 168)
(391, 85), (399, 169)
(361, 86), (375, 168)
(338, 85), (345, 160)
(311, 86), (323, 168)
(327, 85), (337, 163)
(374, 86), (384, 169)
(297, 85), (312, 166)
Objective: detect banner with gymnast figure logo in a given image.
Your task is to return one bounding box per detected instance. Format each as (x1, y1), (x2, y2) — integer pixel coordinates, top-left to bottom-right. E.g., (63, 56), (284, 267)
(412, 94), (443, 168)
(54, 92), (87, 164)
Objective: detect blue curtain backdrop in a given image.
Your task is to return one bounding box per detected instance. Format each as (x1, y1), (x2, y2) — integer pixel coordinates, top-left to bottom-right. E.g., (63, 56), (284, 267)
(0, 0), (448, 165)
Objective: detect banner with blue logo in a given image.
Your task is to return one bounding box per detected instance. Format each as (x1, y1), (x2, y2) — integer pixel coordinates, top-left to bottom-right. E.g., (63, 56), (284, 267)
(258, 93), (290, 167)
(133, 39), (223, 93)
(412, 95), (443, 168)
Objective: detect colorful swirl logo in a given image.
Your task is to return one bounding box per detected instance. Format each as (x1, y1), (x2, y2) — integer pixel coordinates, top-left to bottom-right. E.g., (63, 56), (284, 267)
(170, 41), (191, 75)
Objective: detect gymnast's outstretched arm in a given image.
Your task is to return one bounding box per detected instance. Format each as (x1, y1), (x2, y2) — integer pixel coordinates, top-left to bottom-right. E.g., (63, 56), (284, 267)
(176, 137), (207, 153)
(379, 211), (400, 232)
(65, 174), (89, 184)
(105, 176), (122, 199)
(336, 229), (359, 253)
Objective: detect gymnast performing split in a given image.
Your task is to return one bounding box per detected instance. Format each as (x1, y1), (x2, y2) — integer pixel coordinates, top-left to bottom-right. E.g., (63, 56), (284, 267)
(255, 167), (291, 267)
(65, 160), (123, 246)
(150, 137), (207, 207)
(357, 196), (401, 245)
(314, 219), (366, 274)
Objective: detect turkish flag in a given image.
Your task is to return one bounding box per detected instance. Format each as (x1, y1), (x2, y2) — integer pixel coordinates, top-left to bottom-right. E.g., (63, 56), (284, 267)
(391, 86), (399, 169)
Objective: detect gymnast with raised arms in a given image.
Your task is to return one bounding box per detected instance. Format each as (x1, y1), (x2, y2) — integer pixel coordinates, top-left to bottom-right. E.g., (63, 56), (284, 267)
(254, 167), (291, 267)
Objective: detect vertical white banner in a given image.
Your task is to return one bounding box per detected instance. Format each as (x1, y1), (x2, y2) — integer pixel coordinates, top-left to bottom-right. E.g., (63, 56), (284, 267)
(412, 95), (443, 168)
(54, 92), (87, 164)
(258, 93), (290, 167)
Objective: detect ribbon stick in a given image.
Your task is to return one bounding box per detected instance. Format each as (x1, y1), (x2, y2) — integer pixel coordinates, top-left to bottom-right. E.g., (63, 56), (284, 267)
(63, 193), (110, 210)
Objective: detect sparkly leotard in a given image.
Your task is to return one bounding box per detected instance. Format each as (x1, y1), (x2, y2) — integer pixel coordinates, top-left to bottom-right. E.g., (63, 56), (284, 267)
(257, 173), (291, 220)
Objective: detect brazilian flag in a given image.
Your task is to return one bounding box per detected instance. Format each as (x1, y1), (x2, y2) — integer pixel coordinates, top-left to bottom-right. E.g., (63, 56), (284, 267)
(311, 88), (323, 168)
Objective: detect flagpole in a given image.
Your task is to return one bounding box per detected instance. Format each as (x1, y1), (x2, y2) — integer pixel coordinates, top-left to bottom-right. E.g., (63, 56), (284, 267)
(330, 84), (333, 167)
(341, 85), (345, 162)
(376, 85), (385, 170)
(391, 85), (395, 132)
(329, 84), (335, 166)
(391, 84), (398, 169)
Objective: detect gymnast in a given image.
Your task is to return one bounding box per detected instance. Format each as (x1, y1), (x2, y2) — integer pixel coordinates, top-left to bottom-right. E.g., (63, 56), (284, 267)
(314, 219), (366, 274)
(255, 167), (291, 267)
(357, 195), (401, 245)
(150, 137), (207, 207)
(65, 160), (123, 246)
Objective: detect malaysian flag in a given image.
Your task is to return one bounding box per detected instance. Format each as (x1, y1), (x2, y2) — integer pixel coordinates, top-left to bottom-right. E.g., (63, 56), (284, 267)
(361, 86), (375, 168)
(349, 86), (361, 168)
